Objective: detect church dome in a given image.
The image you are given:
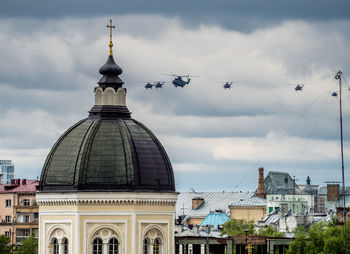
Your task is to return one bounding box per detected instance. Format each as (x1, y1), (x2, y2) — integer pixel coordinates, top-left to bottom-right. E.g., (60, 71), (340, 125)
(39, 117), (175, 192)
(39, 28), (175, 193)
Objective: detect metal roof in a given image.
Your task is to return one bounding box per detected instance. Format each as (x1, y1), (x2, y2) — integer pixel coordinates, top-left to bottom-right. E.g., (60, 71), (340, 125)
(40, 118), (175, 192)
(318, 186), (350, 195)
(264, 171), (300, 194)
(200, 212), (229, 230)
(176, 192), (266, 220)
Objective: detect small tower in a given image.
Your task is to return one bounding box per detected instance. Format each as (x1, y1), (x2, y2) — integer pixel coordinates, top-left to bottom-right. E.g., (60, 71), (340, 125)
(92, 19), (127, 109)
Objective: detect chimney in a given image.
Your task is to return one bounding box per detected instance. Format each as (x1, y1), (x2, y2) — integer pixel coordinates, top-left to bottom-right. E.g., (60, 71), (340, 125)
(10, 179), (16, 185)
(327, 184), (340, 201)
(256, 167), (266, 198)
(22, 179), (26, 185)
(192, 197), (204, 209)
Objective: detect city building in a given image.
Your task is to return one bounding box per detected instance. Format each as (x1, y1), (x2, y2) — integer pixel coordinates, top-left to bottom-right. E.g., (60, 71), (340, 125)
(176, 191), (266, 226)
(0, 160), (15, 184)
(37, 21), (178, 254)
(262, 171), (315, 214)
(318, 182), (350, 217)
(0, 179), (39, 245)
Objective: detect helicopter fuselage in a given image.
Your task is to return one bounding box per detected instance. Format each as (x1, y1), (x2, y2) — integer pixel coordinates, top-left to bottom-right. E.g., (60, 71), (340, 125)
(173, 77), (191, 87)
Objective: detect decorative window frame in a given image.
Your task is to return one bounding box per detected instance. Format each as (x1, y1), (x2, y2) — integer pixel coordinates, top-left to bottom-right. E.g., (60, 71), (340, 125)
(86, 223), (124, 254)
(141, 224), (167, 254)
(47, 224), (71, 254)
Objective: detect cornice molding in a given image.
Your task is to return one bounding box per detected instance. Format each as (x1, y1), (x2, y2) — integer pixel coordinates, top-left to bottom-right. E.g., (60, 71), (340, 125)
(36, 192), (178, 207)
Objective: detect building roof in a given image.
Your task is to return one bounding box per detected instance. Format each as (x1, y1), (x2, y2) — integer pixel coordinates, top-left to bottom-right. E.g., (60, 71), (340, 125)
(0, 179), (39, 193)
(264, 171), (300, 195)
(176, 192), (266, 220)
(39, 118), (175, 192)
(200, 212), (230, 230)
(318, 186), (350, 195)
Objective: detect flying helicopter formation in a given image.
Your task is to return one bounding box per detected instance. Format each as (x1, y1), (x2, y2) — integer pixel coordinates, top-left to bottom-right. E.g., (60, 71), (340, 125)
(144, 81), (166, 89)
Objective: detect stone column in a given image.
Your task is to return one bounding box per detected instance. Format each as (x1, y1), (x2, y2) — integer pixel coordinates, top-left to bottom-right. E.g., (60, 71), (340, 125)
(58, 241), (64, 254)
(103, 242), (108, 254)
(201, 244), (205, 254)
(179, 244), (183, 254)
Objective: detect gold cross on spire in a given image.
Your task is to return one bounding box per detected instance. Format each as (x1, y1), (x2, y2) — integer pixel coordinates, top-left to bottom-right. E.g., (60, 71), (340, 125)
(107, 19), (116, 56)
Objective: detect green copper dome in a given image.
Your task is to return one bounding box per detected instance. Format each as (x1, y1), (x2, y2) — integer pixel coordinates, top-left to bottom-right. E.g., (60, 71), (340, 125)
(39, 117), (175, 192)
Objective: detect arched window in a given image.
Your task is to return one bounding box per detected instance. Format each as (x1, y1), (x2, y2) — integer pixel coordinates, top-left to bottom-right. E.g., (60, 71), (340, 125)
(143, 238), (149, 254)
(93, 238), (103, 254)
(63, 238), (69, 254)
(153, 238), (160, 254)
(108, 238), (119, 254)
(52, 238), (59, 254)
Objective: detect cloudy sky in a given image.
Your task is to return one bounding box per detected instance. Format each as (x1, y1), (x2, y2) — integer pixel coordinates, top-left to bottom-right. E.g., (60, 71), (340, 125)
(0, 0), (350, 191)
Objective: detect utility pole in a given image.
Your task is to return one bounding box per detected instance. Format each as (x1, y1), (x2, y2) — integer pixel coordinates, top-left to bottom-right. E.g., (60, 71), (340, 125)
(335, 70), (347, 253)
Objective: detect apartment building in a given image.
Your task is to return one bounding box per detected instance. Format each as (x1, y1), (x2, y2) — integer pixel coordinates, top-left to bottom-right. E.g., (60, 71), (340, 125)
(0, 179), (39, 245)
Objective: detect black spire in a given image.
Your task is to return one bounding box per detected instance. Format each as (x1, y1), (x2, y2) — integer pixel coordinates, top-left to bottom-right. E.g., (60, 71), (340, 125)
(98, 19), (124, 90)
(98, 55), (124, 89)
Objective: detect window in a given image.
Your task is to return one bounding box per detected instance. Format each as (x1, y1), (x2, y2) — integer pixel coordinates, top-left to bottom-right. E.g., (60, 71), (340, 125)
(63, 238), (69, 254)
(153, 239), (160, 254)
(23, 199), (30, 206)
(5, 216), (11, 223)
(5, 231), (11, 238)
(93, 238), (103, 254)
(5, 200), (11, 207)
(24, 215), (30, 223)
(52, 238), (59, 254)
(143, 238), (149, 254)
(268, 207), (273, 214)
(24, 230), (30, 237)
(109, 238), (119, 254)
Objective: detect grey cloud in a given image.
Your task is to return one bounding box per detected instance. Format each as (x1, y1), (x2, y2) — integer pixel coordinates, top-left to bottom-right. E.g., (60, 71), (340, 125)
(1, 0), (350, 32)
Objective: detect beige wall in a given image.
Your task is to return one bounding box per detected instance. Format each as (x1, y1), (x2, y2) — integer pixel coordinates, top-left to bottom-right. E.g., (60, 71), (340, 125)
(187, 217), (204, 226)
(229, 206), (266, 222)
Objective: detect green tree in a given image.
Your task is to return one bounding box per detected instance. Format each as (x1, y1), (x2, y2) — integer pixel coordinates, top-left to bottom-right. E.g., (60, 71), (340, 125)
(258, 225), (285, 237)
(287, 220), (350, 254)
(0, 235), (11, 254)
(14, 235), (38, 254)
(220, 218), (255, 236)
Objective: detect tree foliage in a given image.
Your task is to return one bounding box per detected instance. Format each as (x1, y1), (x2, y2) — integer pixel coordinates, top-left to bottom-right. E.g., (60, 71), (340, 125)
(220, 218), (255, 236)
(258, 225), (285, 237)
(0, 235), (11, 254)
(14, 235), (38, 254)
(287, 220), (350, 254)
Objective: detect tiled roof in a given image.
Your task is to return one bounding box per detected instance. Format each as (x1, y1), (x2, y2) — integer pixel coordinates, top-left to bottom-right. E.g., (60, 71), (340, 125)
(200, 213), (230, 230)
(176, 192), (266, 220)
(0, 180), (39, 193)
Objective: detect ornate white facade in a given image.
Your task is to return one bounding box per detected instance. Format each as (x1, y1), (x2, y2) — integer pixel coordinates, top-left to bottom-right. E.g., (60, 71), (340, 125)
(37, 192), (178, 254)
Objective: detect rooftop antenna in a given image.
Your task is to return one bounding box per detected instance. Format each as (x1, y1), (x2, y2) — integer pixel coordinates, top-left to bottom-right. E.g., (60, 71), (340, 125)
(335, 70), (347, 253)
(292, 175), (299, 214)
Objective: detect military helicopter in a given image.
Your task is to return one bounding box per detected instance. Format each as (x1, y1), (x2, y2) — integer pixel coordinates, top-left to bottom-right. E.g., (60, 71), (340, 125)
(218, 81), (235, 89)
(154, 81), (165, 88)
(288, 83), (305, 91)
(162, 74), (199, 88)
(144, 82), (154, 89)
